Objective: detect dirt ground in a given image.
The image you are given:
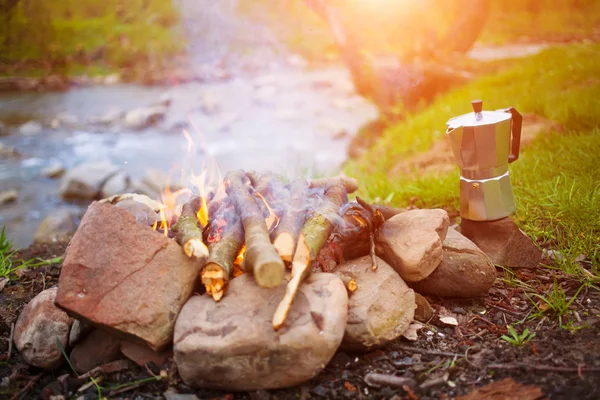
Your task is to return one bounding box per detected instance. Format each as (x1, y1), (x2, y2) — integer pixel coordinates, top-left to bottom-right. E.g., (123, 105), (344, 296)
(1, 240), (599, 400)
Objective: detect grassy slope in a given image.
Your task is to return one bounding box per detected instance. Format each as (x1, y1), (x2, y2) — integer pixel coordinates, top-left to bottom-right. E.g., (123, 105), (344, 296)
(345, 43), (600, 277)
(0, 0), (181, 76)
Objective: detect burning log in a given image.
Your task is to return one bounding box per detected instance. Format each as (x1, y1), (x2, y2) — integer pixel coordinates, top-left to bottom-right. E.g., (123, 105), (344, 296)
(272, 178), (309, 263)
(246, 171), (287, 231)
(314, 197), (406, 272)
(308, 175), (358, 194)
(272, 183), (348, 330)
(225, 170), (285, 288)
(202, 202), (244, 301)
(171, 197), (209, 259)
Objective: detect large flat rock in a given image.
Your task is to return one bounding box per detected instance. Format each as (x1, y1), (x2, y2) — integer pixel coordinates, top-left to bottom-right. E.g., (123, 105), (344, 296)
(56, 202), (201, 351)
(174, 273), (348, 391)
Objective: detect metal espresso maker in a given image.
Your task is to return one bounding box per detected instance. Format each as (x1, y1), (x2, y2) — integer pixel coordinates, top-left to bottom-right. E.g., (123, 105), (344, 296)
(446, 100), (522, 221)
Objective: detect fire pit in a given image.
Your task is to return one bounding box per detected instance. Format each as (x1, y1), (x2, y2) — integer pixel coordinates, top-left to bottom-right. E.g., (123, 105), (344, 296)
(13, 169), (497, 391)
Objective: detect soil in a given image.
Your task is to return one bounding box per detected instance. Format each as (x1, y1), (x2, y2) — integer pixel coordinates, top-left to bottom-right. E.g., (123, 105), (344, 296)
(1, 240), (599, 400)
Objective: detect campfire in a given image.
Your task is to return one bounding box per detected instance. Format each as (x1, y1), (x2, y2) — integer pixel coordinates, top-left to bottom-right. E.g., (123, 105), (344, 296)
(125, 170), (400, 329)
(13, 168), (497, 391)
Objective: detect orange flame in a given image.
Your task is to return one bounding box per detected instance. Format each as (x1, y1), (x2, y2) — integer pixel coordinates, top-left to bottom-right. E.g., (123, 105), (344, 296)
(158, 207), (168, 237)
(234, 245), (246, 267)
(254, 191), (280, 232)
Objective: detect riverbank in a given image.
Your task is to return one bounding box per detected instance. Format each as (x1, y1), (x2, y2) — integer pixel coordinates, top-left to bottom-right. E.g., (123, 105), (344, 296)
(0, 0), (182, 87)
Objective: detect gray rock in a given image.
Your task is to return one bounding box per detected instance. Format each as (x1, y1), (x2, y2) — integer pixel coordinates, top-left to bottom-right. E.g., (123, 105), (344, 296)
(123, 105), (167, 130)
(410, 228), (497, 298)
(174, 273), (348, 391)
(51, 113), (78, 129)
(334, 256), (415, 351)
(19, 121), (43, 136)
(70, 329), (122, 373)
(0, 142), (19, 158)
(59, 161), (120, 199)
(42, 162), (66, 179)
(0, 121), (8, 136)
(68, 319), (93, 347)
(0, 189), (17, 205)
(13, 287), (74, 369)
(100, 171), (130, 198)
(375, 209), (449, 283)
(141, 168), (182, 193)
(33, 207), (80, 243)
(95, 109), (124, 126)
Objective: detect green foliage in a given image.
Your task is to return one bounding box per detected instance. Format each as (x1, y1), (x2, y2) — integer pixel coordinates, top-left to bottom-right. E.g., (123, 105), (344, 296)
(345, 44), (600, 277)
(529, 280), (585, 327)
(501, 325), (536, 346)
(0, 0), (181, 75)
(0, 225), (63, 280)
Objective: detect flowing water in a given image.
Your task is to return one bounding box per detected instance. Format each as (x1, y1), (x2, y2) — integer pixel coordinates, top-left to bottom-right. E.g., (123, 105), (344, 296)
(0, 1), (378, 248)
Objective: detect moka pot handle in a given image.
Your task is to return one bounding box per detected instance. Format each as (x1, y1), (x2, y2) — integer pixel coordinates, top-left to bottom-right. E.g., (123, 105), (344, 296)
(502, 107), (522, 163)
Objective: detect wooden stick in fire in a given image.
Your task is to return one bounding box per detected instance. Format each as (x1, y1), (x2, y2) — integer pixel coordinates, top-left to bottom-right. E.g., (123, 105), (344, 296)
(272, 183), (348, 330)
(272, 178), (309, 263)
(225, 170), (285, 288)
(202, 201), (244, 301)
(308, 174), (358, 194)
(171, 196), (209, 259)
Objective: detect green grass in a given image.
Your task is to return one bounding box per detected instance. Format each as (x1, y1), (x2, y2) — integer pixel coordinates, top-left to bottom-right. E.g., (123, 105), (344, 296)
(501, 325), (536, 346)
(0, 226), (63, 280)
(345, 43), (600, 277)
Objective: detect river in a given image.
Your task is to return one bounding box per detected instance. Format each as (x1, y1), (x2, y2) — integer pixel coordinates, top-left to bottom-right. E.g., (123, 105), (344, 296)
(0, 0), (378, 248)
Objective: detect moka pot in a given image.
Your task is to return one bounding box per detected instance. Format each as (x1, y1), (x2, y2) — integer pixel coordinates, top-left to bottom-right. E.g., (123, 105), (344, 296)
(446, 100), (522, 221)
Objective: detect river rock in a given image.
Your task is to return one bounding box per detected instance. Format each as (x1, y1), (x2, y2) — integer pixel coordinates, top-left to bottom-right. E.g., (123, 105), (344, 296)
(0, 121), (8, 136)
(59, 161), (120, 199)
(56, 202), (200, 350)
(410, 228), (497, 298)
(33, 207), (80, 243)
(375, 209), (449, 283)
(100, 171), (131, 198)
(120, 340), (172, 367)
(460, 217), (542, 269)
(333, 256), (415, 351)
(123, 105), (167, 130)
(70, 328), (122, 373)
(19, 121), (43, 136)
(13, 287), (74, 369)
(0, 142), (19, 158)
(174, 273), (348, 391)
(51, 112), (78, 129)
(42, 161), (66, 178)
(0, 189), (17, 204)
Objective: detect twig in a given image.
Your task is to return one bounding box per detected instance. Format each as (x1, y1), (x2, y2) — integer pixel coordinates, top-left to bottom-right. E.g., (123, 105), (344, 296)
(396, 344), (463, 358)
(8, 323), (15, 360)
(487, 363), (600, 373)
(488, 303), (524, 317)
(10, 373), (43, 400)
